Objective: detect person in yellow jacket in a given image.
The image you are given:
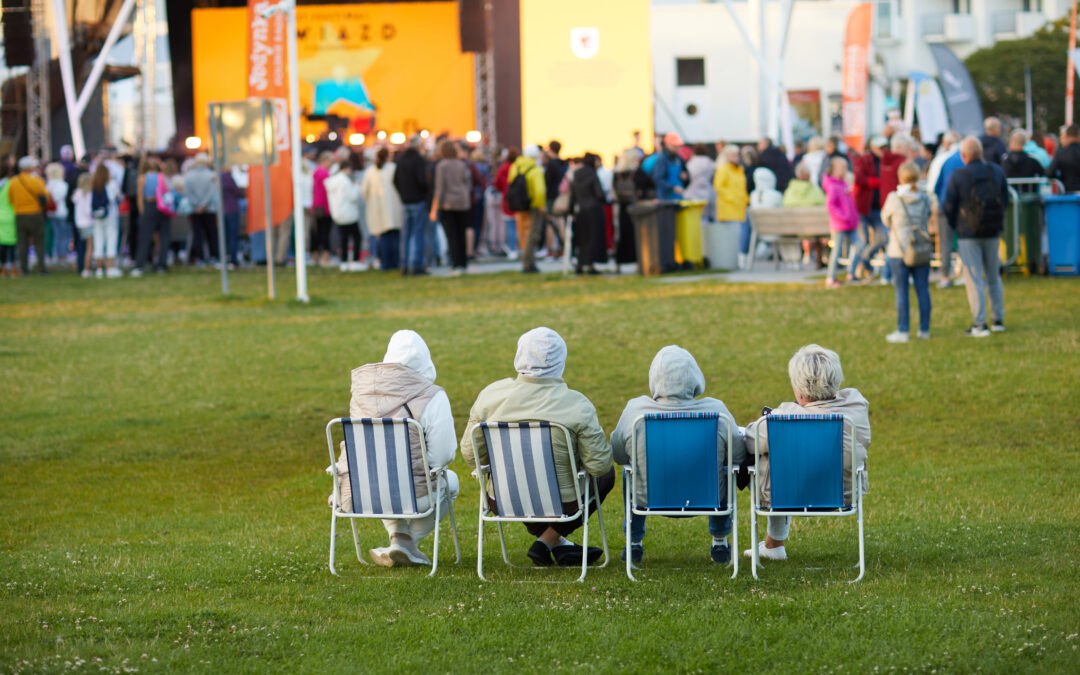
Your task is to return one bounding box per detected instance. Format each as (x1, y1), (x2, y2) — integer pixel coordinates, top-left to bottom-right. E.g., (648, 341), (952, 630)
(7, 156), (49, 274)
(712, 145), (748, 225)
(507, 145), (547, 273)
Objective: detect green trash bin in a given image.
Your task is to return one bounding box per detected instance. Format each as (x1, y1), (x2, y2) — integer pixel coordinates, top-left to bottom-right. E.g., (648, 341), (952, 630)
(1018, 193), (1044, 275)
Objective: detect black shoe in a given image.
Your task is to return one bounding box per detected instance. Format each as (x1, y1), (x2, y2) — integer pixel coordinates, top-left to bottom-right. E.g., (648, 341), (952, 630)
(412, 269), (430, 276)
(991, 320), (1006, 333)
(522, 266), (540, 274)
(527, 540), (554, 567)
(710, 540), (731, 564)
(551, 543), (603, 566)
(620, 542), (644, 564)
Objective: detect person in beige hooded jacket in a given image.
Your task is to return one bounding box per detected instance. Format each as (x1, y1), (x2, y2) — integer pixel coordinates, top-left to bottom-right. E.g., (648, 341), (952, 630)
(327, 330), (458, 567)
(742, 344), (870, 563)
(460, 327), (615, 567)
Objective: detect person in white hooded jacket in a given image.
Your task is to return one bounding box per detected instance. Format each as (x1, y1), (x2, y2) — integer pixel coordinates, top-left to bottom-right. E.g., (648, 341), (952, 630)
(325, 162), (365, 271)
(327, 330), (458, 567)
(742, 344), (870, 563)
(610, 346), (746, 566)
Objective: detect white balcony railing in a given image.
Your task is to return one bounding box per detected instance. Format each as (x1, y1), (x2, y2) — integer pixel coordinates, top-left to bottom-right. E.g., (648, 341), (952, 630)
(923, 13), (977, 43)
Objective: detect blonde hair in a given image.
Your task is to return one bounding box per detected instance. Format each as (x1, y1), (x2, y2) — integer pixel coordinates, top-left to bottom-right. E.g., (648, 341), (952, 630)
(45, 162), (65, 181)
(788, 344), (844, 402)
(829, 156), (848, 178)
(898, 161), (921, 186)
(76, 172), (92, 192)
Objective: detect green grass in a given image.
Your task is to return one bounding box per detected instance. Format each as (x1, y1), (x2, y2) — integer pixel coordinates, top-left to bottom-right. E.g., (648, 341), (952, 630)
(2, 268), (1079, 673)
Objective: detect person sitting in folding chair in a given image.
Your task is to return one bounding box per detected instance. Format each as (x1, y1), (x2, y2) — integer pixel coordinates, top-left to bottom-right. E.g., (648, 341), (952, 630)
(610, 345), (746, 565)
(461, 327), (615, 567)
(742, 344), (870, 562)
(327, 330), (459, 567)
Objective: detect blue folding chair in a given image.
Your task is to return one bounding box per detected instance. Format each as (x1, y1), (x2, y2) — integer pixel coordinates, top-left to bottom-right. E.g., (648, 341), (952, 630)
(749, 413), (865, 582)
(325, 417), (460, 577)
(623, 411), (737, 581)
(473, 421), (609, 582)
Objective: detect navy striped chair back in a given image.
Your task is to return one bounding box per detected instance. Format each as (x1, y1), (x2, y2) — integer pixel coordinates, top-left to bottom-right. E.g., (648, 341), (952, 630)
(480, 422), (563, 518)
(766, 414), (845, 510)
(341, 418), (419, 516)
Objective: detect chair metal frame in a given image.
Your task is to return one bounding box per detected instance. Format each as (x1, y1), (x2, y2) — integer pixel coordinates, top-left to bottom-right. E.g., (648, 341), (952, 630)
(748, 413), (865, 582)
(623, 412), (738, 581)
(473, 421), (609, 583)
(326, 417), (461, 577)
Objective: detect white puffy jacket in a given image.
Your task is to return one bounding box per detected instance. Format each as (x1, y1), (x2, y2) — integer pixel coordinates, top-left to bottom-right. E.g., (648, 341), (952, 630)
(325, 171), (362, 226)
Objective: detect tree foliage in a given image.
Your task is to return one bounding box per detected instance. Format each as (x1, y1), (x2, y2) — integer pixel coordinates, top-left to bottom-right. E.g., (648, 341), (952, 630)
(965, 17), (1080, 134)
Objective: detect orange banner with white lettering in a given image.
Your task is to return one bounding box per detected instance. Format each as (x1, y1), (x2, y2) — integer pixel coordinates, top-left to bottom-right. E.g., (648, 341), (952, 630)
(841, 3), (873, 154)
(246, 0), (293, 233)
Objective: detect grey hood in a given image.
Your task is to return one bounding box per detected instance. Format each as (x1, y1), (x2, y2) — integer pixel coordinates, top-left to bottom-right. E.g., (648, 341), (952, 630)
(514, 327), (566, 379)
(648, 345), (705, 401)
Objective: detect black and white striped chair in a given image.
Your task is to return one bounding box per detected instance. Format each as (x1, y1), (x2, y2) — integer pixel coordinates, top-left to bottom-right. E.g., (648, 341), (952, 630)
(473, 421), (609, 582)
(326, 417), (460, 576)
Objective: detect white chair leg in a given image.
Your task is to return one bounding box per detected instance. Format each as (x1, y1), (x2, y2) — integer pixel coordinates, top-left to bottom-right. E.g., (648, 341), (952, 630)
(577, 478), (589, 583)
(730, 493), (739, 580)
(625, 482), (637, 582)
(348, 519), (367, 565)
(593, 477), (609, 568)
(329, 511), (338, 576)
(429, 487), (442, 577)
(477, 499), (487, 582)
(496, 522), (513, 567)
(448, 501), (462, 564)
(750, 476), (760, 580)
(851, 493), (865, 583)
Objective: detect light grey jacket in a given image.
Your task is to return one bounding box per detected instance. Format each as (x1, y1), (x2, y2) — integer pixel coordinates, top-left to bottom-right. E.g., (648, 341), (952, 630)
(183, 166), (216, 211)
(610, 346), (746, 507)
(744, 388), (870, 508)
(433, 159), (472, 212)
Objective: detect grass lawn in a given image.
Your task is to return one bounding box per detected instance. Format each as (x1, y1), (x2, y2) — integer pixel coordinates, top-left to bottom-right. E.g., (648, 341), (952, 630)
(2, 268), (1079, 673)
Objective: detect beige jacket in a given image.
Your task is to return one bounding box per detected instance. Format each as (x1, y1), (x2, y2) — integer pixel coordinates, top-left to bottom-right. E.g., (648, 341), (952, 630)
(744, 388), (870, 508)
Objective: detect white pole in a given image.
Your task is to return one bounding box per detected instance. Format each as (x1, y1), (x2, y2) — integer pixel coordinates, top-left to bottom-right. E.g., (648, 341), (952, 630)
(50, 0), (85, 159)
(286, 2), (308, 302)
(758, 0), (769, 139)
(74, 0), (137, 115)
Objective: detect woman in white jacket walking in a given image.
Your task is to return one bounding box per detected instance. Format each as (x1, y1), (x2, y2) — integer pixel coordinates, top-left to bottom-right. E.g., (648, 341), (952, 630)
(325, 161), (364, 271)
(361, 148), (404, 271)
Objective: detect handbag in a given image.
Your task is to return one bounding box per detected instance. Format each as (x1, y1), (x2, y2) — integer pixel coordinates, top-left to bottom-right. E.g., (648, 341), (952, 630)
(17, 175), (49, 213)
(898, 193), (933, 267)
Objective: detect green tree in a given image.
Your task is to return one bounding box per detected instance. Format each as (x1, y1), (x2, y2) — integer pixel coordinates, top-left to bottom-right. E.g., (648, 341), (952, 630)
(965, 15), (1080, 134)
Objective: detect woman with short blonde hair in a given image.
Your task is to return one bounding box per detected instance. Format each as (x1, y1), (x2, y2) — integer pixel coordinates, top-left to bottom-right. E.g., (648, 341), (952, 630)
(880, 160), (936, 342)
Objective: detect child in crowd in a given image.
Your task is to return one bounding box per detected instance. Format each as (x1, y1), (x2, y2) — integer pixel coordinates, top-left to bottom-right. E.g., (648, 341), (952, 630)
(822, 156), (864, 288)
(71, 173), (94, 277)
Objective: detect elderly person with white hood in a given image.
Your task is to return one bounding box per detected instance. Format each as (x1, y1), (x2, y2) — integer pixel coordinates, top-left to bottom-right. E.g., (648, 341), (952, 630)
(461, 327), (615, 567)
(610, 346), (746, 565)
(742, 344), (870, 563)
(327, 330), (459, 567)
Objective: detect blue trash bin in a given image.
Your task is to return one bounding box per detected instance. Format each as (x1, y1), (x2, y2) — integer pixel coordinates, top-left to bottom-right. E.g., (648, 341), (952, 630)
(1044, 195), (1080, 276)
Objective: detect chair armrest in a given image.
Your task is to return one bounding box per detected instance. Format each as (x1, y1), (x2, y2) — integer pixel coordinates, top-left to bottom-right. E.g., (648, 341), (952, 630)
(622, 466), (633, 476)
(747, 466), (756, 475)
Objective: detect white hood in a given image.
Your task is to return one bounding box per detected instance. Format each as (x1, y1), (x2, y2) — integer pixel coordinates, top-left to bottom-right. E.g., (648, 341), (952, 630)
(753, 167), (777, 191)
(648, 345), (705, 401)
(383, 330), (436, 381)
(514, 327), (567, 379)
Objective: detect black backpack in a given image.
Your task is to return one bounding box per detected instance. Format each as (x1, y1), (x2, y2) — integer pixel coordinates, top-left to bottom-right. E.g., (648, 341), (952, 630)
(961, 166), (1005, 237)
(506, 166), (535, 212)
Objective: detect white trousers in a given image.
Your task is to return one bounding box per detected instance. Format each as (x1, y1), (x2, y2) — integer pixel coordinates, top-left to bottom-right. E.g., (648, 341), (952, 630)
(767, 516), (791, 541)
(92, 216), (119, 259)
(382, 470), (459, 542)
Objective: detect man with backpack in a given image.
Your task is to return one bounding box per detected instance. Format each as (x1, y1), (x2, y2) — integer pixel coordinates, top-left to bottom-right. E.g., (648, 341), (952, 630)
(944, 137), (1010, 338)
(506, 145), (547, 273)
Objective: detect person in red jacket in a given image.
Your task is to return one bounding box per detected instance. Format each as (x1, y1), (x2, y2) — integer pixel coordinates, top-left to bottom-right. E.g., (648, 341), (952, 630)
(853, 137), (885, 281)
(492, 147), (520, 258)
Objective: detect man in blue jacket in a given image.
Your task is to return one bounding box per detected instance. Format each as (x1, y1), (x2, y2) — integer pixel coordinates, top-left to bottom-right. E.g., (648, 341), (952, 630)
(650, 133), (686, 200)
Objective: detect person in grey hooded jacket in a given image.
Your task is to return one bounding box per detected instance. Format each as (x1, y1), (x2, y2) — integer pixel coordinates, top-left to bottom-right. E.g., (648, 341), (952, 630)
(327, 330), (459, 568)
(610, 346), (746, 565)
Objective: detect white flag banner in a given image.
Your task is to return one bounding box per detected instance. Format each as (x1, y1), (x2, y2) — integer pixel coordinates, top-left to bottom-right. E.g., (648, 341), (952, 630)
(909, 71), (950, 143)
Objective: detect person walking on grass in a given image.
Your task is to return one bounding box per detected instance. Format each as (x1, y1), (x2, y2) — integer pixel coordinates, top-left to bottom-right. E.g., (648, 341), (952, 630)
(823, 157), (864, 288)
(944, 137), (1009, 338)
(881, 161), (936, 343)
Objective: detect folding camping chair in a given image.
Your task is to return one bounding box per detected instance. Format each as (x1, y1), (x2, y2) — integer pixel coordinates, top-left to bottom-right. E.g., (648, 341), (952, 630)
(473, 421), (609, 582)
(623, 411), (738, 581)
(325, 417), (461, 577)
(748, 413), (866, 582)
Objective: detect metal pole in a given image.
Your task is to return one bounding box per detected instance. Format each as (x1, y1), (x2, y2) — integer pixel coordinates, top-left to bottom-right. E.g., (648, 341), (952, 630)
(263, 100), (276, 300)
(50, 0), (86, 159)
(74, 0), (137, 115)
(286, 2), (308, 302)
(1025, 65), (1033, 135)
(1068, 2), (1077, 126)
(758, 0), (769, 138)
(209, 103), (229, 295)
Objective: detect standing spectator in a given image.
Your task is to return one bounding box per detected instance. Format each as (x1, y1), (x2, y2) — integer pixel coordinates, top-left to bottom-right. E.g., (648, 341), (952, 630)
(823, 157), (864, 288)
(508, 145), (547, 273)
(310, 151), (334, 267)
(392, 136), (430, 275)
(881, 161), (936, 343)
(543, 140), (568, 256)
(933, 135), (967, 287)
(685, 144), (716, 221)
(89, 162), (122, 278)
(1047, 125), (1080, 192)
(430, 140), (472, 276)
(869, 135), (913, 282)
(492, 147), (520, 258)
(44, 163), (70, 266)
(483, 148), (509, 257)
(71, 172), (94, 276)
(362, 148), (405, 272)
(612, 148), (640, 267)
(0, 166), (16, 277)
(183, 154), (218, 266)
(650, 133), (686, 200)
(944, 137), (1009, 337)
(826, 136), (850, 169)
(714, 144), (749, 229)
(1002, 130), (1045, 193)
(979, 117), (1007, 166)
(568, 152), (607, 275)
(326, 161), (364, 271)
(467, 148), (490, 258)
(219, 166), (243, 269)
(121, 154), (140, 263)
(801, 136), (829, 186)
(131, 157), (165, 276)
(755, 137), (793, 192)
(8, 156), (49, 275)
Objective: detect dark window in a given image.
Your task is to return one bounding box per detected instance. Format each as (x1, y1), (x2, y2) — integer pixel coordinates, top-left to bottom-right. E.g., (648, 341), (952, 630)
(676, 58), (705, 87)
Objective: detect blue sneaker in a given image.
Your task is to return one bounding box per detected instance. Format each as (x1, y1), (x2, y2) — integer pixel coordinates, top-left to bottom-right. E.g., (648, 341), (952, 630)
(710, 540), (731, 564)
(619, 542), (643, 564)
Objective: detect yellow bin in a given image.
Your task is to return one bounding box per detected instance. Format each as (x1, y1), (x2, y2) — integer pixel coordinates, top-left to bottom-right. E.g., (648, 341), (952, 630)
(674, 200), (707, 267)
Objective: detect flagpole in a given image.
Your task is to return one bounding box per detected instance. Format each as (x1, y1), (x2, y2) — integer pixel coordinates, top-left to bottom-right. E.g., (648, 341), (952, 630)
(1068, 2), (1077, 126)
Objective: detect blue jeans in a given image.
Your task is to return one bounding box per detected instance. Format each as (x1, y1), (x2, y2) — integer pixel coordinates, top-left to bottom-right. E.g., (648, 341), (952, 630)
(739, 218), (752, 254)
(401, 202), (427, 272)
(827, 230), (864, 281)
(623, 474), (731, 543)
(48, 216), (71, 260)
(378, 229), (401, 270)
(224, 212), (240, 265)
(861, 211), (890, 280)
(505, 217), (518, 252)
(887, 258), (931, 333)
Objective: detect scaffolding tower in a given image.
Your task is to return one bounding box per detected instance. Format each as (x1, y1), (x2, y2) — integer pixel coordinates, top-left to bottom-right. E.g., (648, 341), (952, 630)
(473, 0), (496, 159)
(26, 0), (51, 161)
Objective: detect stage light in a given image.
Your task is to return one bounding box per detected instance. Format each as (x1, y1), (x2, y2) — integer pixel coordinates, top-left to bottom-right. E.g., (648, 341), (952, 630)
(390, 132), (406, 144)
(420, 129), (430, 139)
(348, 133), (365, 145)
(465, 130), (482, 143)
(185, 136), (202, 150)
(328, 132), (338, 141)
(305, 134), (316, 143)
(376, 130), (387, 140)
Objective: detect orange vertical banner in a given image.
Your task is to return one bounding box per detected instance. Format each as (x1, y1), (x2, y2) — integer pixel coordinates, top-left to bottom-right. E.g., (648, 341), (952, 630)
(246, 0), (293, 233)
(841, 3), (873, 154)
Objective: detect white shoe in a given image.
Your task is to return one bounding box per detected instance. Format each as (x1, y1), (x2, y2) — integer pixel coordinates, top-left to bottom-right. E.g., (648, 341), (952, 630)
(106, 267), (123, 278)
(339, 263), (349, 272)
(95, 267), (104, 278)
(744, 541), (787, 561)
(917, 330), (931, 339)
(81, 269), (92, 278)
(885, 331), (910, 343)
(387, 542), (431, 566)
(129, 268), (143, 278)
(369, 547), (394, 567)
(506, 250), (520, 261)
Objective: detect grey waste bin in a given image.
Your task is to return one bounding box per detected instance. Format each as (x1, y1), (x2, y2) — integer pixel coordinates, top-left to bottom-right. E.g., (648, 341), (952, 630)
(703, 221), (741, 270)
(628, 200), (678, 276)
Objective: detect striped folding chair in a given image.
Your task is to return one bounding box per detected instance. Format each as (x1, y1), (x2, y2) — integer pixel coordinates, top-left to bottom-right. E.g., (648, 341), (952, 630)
(472, 421), (609, 582)
(623, 411), (738, 580)
(325, 417), (460, 577)
(749, 413), (866, 582)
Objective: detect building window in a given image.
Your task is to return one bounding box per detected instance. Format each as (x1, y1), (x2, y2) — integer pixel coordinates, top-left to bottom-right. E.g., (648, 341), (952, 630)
(877, 1), (893, 38)
(953, 0), (971, 13)
(676, 58), (705, 87)
(1022, 0), (1043, 11)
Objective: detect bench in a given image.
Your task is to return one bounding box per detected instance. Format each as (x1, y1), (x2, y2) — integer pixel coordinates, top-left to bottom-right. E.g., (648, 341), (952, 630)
(747, 207), (831, 271)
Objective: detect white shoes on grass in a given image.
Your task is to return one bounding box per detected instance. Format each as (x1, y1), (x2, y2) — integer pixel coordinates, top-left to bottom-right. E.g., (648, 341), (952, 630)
(743, 541), (787, 561)
(369, 542), (431, 567)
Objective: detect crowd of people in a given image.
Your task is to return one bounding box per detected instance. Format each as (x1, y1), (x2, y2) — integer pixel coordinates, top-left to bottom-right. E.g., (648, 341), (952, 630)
(330, 328), (868, 569)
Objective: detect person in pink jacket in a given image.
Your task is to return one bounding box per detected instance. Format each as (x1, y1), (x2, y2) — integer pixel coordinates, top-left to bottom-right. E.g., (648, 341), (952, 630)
(822, 157), (865, 288)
